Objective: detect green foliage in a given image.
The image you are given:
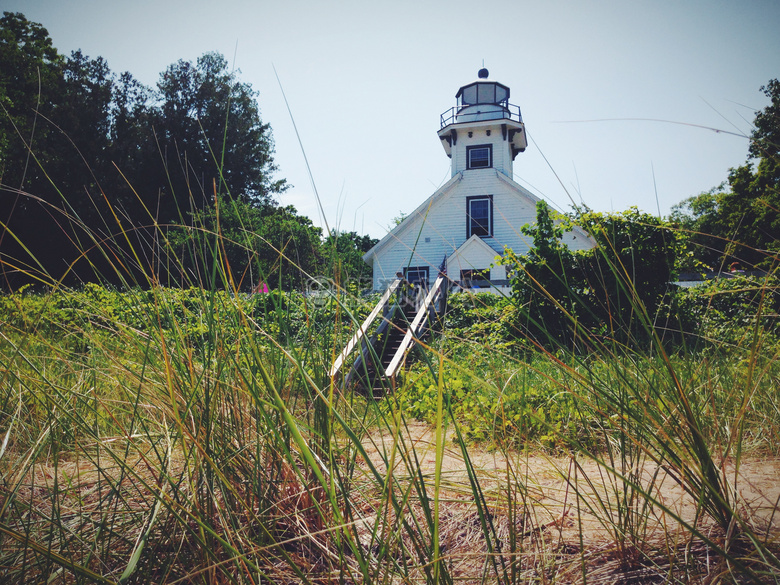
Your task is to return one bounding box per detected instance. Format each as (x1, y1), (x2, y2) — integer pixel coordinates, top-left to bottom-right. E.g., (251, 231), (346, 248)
(0, 13), (288, 288)
(0, 12), (382, 293)
(169, 196), (324, 291)
(0, 11), (64, 178)
(578, 207), (683, 306)
(442, 292), (514, 349)
(396, 357), (590, 450)
(323, 230), (377, 288)
(500, 201), (582, 347)
(669, 186), (728, 271)
(2, 265), (780, 582)
(0, 283), (377, 359)
(389, 210), (408, 229)
(501, 202), (684, 349)
(154, 51), (287, 209)
(575, 206), (685, 343)
(672, 273), (780, 349)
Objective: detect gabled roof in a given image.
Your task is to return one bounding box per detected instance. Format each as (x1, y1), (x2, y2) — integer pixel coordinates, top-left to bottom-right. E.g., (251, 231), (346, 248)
(447, 234), (503, 267)
(363, 169), (594, 264)
(363, 172), (463, 263)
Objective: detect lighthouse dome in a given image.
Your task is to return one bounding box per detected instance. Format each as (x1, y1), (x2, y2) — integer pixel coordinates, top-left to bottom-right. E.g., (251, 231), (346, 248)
(456, 74), (510, 111)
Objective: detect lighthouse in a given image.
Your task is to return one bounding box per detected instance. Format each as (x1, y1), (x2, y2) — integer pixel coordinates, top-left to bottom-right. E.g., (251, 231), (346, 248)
(437, 67), (528, 180)
(362, 69), (593, 292)
(336, 69), (595, 390)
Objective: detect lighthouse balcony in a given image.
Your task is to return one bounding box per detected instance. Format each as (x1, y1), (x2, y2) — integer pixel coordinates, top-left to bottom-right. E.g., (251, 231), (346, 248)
(440, 102), (523, 128)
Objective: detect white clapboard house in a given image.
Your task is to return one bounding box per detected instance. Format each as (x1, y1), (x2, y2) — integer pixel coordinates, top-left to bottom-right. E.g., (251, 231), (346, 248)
(332, 70), (594, 392)
(363, 68), (594, 293)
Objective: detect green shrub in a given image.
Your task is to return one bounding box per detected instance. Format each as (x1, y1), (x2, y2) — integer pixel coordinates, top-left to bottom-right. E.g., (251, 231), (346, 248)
(671, 273), (780, 350)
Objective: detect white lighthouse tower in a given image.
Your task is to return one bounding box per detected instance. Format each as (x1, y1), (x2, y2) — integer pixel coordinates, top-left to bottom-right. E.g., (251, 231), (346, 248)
(438, 67), (528, 179)
(362, 69), (592, 292)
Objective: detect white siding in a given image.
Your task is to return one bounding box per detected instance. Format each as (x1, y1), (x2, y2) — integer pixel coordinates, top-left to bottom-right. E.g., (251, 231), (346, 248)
(367, 159), (597, 291)
(450, 124), (514, 178)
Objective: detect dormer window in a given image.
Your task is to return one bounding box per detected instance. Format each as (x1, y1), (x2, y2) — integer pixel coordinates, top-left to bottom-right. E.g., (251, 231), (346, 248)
(460, 269), (491, 288)
(467, 145), (492, 169)
(467, 195), (493, 238)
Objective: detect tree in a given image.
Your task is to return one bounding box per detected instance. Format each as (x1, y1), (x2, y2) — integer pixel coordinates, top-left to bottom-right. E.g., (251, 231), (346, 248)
(0, 37), (153, 288)
(577, 207), (682, 315)
(107, 71), (155, 221)
(0, 12), (289, 288)
(671, 79), (780, 270)
(170, 198), (323, 291)
(323, 230), (377, 288)
(750, 79), (780, 162)
(501, 201), (583, 347)
(575, 207), (684, 344)
(52, 51), (115, 228)
(153, 52), (286, 220)
(0, 12), (71, 287)
(502, 203), (684, 349)
(669, 187), (725, 271)
(0, 12), (63, 186)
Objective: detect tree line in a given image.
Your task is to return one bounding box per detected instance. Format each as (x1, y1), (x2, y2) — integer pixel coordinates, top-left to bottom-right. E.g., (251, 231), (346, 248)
(0, 12), (375, 290)
(671, 79), (780, 272)
(1, 11), (776, 300)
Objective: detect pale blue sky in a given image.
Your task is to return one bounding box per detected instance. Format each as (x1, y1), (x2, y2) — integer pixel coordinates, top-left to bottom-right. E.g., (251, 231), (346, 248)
(3, 0), (779, 237)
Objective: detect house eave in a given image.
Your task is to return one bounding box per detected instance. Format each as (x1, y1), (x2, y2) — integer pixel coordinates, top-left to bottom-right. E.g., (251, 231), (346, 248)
(493, 171), (595, 245)
(362, 171), (464, 264)
(438, 118), (526, 158)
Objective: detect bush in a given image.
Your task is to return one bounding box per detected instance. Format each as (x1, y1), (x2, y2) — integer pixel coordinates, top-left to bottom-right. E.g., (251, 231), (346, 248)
(671, 273), (780, 350)
(501, 202), (688, 350)
(395, 356), (593, 451)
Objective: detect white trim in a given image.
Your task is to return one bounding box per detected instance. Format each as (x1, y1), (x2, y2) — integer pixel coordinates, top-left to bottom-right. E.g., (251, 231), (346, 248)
(467, 195), (493, 238)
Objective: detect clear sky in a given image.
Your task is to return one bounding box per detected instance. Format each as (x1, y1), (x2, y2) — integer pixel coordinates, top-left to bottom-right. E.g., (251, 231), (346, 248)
(3, 0), (779, 238)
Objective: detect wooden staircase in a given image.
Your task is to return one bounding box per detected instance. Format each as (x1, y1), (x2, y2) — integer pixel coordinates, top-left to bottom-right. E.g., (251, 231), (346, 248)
(330, 270), (448, 396)
(349, 305), (409, 395)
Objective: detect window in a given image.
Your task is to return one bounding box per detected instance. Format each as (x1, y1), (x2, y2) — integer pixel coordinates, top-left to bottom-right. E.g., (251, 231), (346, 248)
(467, 145), (492, 169)
(404, 266), (429, 288)
(458, 82), (510, 107)
(461, 84), (477, 105)
(477, 83), (495, 103)
(467, 195), (493, 238)
(460, 269), (491, 288)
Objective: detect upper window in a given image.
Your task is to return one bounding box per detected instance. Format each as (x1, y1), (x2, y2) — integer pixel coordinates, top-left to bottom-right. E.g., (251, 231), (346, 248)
(457, 82), (510, 106)
(467, 195), (493, 238)
(467, 145), (492, 169)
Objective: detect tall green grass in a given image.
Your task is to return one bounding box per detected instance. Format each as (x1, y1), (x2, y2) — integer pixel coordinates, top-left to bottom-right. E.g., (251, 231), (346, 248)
(1, 158), (779, 583)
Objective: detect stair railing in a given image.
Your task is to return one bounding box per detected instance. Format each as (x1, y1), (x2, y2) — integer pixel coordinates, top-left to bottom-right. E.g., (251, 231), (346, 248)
(345, 303), (400, 389)
(329, 277), (401, 377)
(384, 272), (446, 378)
